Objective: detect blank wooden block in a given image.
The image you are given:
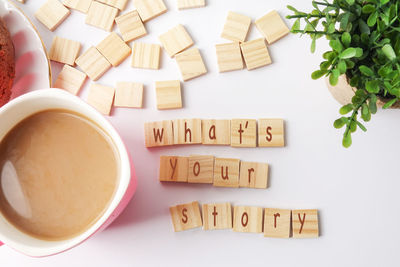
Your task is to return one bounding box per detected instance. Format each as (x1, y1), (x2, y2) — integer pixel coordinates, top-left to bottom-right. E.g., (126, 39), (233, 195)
(115, 10), (147, 42)
(170, 201), (202, 232)
(63, 0), (91, 13)
(159, 24), (194, 57)
(35, 0), (70, 31)
(144, 120), (174, 147)
(177, 0), (205, 9)
(255, 10), (289, 44)
(155, 80), (182, 110)
(213, 158), (240, 188)
(115, 82), (143, 108)
(202, 203), (232, 230)
(133, 0), (167, 22)
(97, 32), (131, 66)
(264, 208), (291, 238)
(131, 42), (161, 69)
(233, 206), (263, 233)
(54, 65), (87, 95)
(175, 48), (207, 81)
(201, 119), (230, 145)
(49, 36), (81, 65)
(159, 156), (189, 182)
(215, 43), (243, 73)
(221, 11), (251, 42)
(239, 161), (268, 189)
(240, 38), (272, 70)
(172, 119), (202, 145)
(75, 47), (111, 81)
(188, 155), (214, 184)
(292, 209), (319, 238)
(85, 1), (118, 32)
(97, 0), (128, 10)
(258, 119), (285, 147)
(87, 83), (115, 115)
(231, 119), (257, 148)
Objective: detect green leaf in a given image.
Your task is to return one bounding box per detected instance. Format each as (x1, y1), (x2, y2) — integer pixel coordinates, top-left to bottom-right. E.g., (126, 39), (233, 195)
(366, 80), (380, 93)
(380, 0), (390, 4)
(341, 32), (351, 47)
(362, 4), (376, 14)
(287, 5), (298, 13)
(342, 133), (352, 148)
(383, 98), (398, 109)
(339, 47), (356, 59)
(291, 19), (300, 31)
(329, 69), (340, 86)
(356, 120), (367, 131)
(361, 103), (371, 122)
(359, 65), (374, 76)
(334, 117), (347, 129)
(382, 44), (397, 61)
(340, 12), (350, 30)
(350, 120), (357, 133)
(346, 0), (355, 4)
(359, 19), (370, 34)
(368, 12), (378, 26)
(311, 70), (327, 79)
(339, 104), (354, 115)
(311, 37), (316, 53)
(329, 40), (343, 52)
(355, 48), (363, 57)
(369, 95), (378, 114)
(338, 60), (347, 74)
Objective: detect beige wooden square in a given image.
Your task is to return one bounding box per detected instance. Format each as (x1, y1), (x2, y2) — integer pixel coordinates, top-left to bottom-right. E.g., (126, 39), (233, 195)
(233, 206), (263, 233)
(159, 24), (194, 57)
(239, 161), (268, 189)
(97, 32), (131, 66)
(85, 1), (118, 32)
(75, 46), (111, 81)
(172, 119), (202, 145)
(201, 119), (230, 145)
(115, 82), (143, 108)
(175, 48), (207, 81)
(170, 201), (202, 232)
(115, 10), (147, 42)
(221, 11), (251, 42)
(131, 42), (161, 69)
(188, 155), (214, 184)
(54, 65), (87, 95)
(49, 36), (81, 65)
(97, 0), (128, 10)
(258, 118), (285, 147)
(155, 80), (182, 110)
(213, 158), (240, 188)
(264, 208), (291, 238)
(133, 0), (167, 22)
(255, 10), (289, 44)
(292, 209), (319, 238)
(240, 38), (272, 70)
(63, 0), (92, 13)
(231, 119), (257, 147)
(215, 42), (243, 73)
(35, 0), (70, 31)
(87, 83), (115, 115)
(159, 156), (189, 182)
(177, 0), (205, 10)
(144, 120), (174, 147)
(202, 203), (232, 230)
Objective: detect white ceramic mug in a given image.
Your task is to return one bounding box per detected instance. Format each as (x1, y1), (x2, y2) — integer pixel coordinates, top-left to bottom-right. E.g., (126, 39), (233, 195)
(0, 89), (136, 257)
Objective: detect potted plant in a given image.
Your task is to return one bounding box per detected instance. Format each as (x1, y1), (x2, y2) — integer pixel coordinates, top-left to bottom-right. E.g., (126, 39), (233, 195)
(287, 0), (400, 147)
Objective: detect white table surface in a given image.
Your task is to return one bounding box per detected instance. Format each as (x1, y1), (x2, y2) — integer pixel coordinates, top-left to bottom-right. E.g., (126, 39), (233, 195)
(1, 0), (399, 266)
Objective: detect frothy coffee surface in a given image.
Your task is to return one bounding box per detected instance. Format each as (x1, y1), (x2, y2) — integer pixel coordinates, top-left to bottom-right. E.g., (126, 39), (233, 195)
(0, 110), (118, 241)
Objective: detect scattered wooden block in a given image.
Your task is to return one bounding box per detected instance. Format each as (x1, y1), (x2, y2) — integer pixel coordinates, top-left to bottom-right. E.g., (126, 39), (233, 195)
(264, 208), (291, 238)
(221, 11), (251, 42)
(202, 203), (232, 230)
(170, 201), (202, 232)
(159, 156), (189, 182)
(213, 158), (240, 188)
(159, 24), (194, 57)
(177, 0), (205, 10)
(239, 162), (268, 189)
(86, 83), (115, 115)
(97, 32), (131, 66)
(49, 36), (81, 66)
(115, 82), (143, 108)
(85, 1), (118, 32)
(233, 206), (263, 233)
(35, 0), (70, 31)
(292, 209), (319, 238)
(240, 38), (272, 70)
(258, 119), (285, 147)
(115, 10), (147, 42)
(62, 0), (91, 13)
(188, 155), (214, 184)
(201, 119), (231, 145)
(173, 119), (202, 145)
(144, 120), (174, 147)
(131, 42), (161, 70)
(97, 0), (128, 10)
(155, 80), (182, 110)
(54, 65), (87, 95)
(75, 46), (112, 81)
(175, 48), (207, 81)
(231, 119), (257, 148)
(215, 42), (243, 73)
(133, 0), (167, 22)
(255, 10), (290, 44)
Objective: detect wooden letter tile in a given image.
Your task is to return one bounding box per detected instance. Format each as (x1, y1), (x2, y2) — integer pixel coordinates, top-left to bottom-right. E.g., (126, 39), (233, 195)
(97, 0), (128, 10)
(213, 158), (240, 188)
(97, 32), (131, 66)
(35, 0), (70, 31)
(63, 0), (92, 13)
(54, 65), (87, 95)
(231, 119), (257, 147)
(115, 82), (143, 108)
(201, 119), (230, 145)
(255, 10), (290, 44)
(177, 0), (205, 10)
(115, 10), (147, 42)
(159, 24), (194, 57)
(264, 208), (291, 238)
(144, 120), (174, 147)
(131, 42), (161, 70)
(170, 201), (202, 232)
(133, 0), (167, 22)
(86, 83), (115, 115)
(240, 38), (272, 70)
(172, 119), (202, 145)
(221, 11), (251, 42)
(85, 1), (118, 32)
(215, 42), (243, 73)
(188, 155), (214, 184)
(233, 206), (263, 233)
(75, 47), (111, 81)
(49, 36), (81, 65)
(159, 156), (188, 182)
(292, 209), (319, 238)
(175, 48), (207, 81)
(202, 203), (232, 230)
(258, 119), (285, 147)
(239, 161), (268, 189)
(155, 80), (182, 110)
